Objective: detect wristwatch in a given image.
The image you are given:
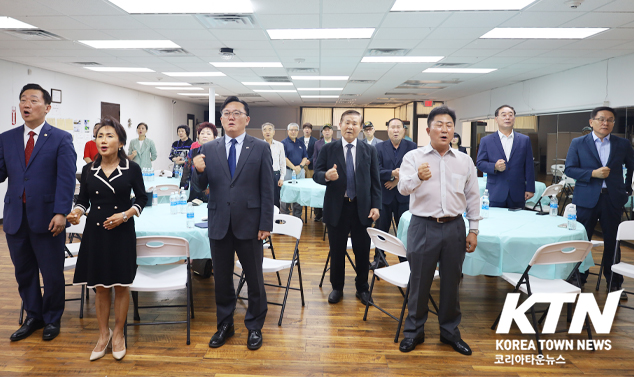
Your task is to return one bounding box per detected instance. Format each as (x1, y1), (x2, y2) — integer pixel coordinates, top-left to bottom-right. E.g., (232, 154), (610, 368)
(300, 164), (305, 169)
(121, 212), (128, 222)
(469, 229), (479, 235)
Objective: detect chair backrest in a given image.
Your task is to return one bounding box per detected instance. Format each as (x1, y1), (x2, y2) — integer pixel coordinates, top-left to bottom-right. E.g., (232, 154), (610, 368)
(67, 215), (86, 234)
(74, 182), (80, 195)
(616, 220), (634, 241)
(155, 169), (173, 178)
(541, 183), (563, 198)
(529, 240), (593, 266)
(563, 203), (575, 216)
(271, 214), (303, 240)
(274, 205), (280, 215)
(150, 184), (180, 196)
(366, 227), (407, 258)
(551, 164), (565, 177)
(136, 236), (189, 259)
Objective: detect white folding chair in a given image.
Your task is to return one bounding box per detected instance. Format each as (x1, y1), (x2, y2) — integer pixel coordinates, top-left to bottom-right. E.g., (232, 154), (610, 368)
(236, 214), (305, 326)
(609, 221), (634, 310)
(550, 164), (566, 184)
(125, 236), (193, 345)
(530, 183), (563, 213)
(155, 169), (173, 178)
(365, 228), (439, 343)
(318, 237), (375, 288)
(491, 240), (594, 354)
(65, 216), (86, 257)
(148, 184), (180, 197)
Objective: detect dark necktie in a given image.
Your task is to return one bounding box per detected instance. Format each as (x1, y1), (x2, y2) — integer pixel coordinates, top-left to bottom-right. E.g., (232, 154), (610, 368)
(346, 144), (356, 200)
(23, 131), (35, 203)
(228, 138), (237, 178)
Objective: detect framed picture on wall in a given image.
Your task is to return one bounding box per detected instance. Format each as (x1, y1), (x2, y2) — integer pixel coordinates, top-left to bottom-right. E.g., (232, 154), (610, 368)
(51, 89), (62, 103)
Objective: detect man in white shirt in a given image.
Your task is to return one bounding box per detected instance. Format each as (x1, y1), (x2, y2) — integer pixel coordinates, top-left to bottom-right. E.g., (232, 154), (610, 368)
(262, 122), (286, 208)
(398, 106), (479, 355)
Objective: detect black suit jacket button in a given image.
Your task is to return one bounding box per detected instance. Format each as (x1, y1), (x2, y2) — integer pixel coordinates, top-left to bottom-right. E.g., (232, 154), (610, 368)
(230, 184), (234, 188)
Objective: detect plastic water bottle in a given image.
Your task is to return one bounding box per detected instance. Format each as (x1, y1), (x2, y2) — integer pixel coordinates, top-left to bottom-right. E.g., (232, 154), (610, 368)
(152, 187), (158, 206)
(187, 202), (194, 228)
(142, 168), (147, 182)
(179, 190), (187, 214)
(149, 168), (154, 182)
(291, 170), (297, 184)
(483, 172), (487, 183)
(549, 196), (558, 216)
(567, 204), (577, 230)
(481, 189), (490, 219)
(170, 192), (177, 214)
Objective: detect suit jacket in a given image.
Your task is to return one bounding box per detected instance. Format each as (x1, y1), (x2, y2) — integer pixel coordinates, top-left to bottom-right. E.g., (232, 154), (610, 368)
(476, 132), (535, 203)
(312, 138), (337, 165)
(194, 134), (274, 240)
(565, 133), (634, 209)
(128, 137), (157, 169)
(0, 123), (76, 234)
(304, 136), (317, 170)
(376, 139), (418, 205)
(314, 139), (381, 227)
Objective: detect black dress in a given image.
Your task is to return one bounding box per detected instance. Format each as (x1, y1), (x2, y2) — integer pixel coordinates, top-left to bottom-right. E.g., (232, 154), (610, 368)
(73, 159), (147, 288)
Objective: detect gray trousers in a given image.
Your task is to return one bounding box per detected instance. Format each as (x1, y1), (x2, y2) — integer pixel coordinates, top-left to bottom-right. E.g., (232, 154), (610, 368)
(280, 169), (304, 218)
(404, 215), (466, 341)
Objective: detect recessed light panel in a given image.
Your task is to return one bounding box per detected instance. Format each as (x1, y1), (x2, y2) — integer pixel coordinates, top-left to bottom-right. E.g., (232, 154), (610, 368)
(242, 82), (294, 86)
(210, 62), (283, 68)
(79, 40), (180, 49)
(156, 87), (203, 90)
(163, 72), (225, 77)
(85, 67), (155, 72)
(361, 56), (444, 63)
(0, 17), (37, 29)
(480, 28), (608, 39)
(178, 93), (211, 96)
(267, 28), (375, 40)
(107, 0), (253, 14)
(253, 90), (297, 93)
(423, 68), (496, 74)
(391, 0), (536, 11)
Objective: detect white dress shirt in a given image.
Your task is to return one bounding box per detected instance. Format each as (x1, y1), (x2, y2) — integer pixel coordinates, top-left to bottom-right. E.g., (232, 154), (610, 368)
(498, 130), (514, 162)
(225, 132), (246, 163)
(269, 139), (287, 178)
(342, 138), (357, 172)
(593, 131), (611, 188)
(24, 121), (45, 148)
(398, 144), (480, 230)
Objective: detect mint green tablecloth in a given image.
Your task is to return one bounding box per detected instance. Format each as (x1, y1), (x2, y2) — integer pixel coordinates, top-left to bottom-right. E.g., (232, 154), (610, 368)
(280, 178), (326, 208)
(478, 177), (548, 208)
(135, 203), (210, 265)
(396, 208), (593, 279)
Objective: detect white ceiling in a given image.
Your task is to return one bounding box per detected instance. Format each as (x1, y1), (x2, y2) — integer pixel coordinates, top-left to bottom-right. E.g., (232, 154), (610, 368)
(1, 0), (634, 107)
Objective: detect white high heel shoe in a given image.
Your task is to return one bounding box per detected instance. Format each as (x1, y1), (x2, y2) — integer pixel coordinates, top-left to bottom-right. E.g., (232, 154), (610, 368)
(112, 335), (126, 360)
(90, 329), (112, 361)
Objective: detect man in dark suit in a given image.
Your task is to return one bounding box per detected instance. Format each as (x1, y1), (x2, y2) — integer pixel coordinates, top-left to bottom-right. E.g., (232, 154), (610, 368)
(565, 106), (634, 299)
(302, 123), (318, 179)
(0, 83), (76, 341)
(314, 110), (381, 305)
(371, 118), (417, 269)
(193, 96), (274, 350)
(476, 104), (535, 208)
(312, 123), (336, 222)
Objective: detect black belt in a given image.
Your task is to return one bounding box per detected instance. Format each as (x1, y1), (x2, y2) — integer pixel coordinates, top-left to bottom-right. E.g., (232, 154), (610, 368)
(344, 196), (357, 203)
(601, 188), (608, 194)
(273, 170), (280, 173)
(424, 214), (462, 224)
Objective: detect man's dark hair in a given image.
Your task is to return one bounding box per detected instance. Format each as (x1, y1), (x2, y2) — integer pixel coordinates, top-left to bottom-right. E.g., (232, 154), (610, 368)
(197, 122), (218, 138)
(340, 109), (363, 124)
(590, 106), (616, 120)
(387, 118), (404, 127)
(221, 96), (250, 116)
(494, 104), (516, 117)
(427, 106), (456, 127)
(302, 122), (313, 130)
(137, 122), (148, 131)
(177, 124), (190, 137)
(19, 83), (52, 105)
(95, 117), (128, 164)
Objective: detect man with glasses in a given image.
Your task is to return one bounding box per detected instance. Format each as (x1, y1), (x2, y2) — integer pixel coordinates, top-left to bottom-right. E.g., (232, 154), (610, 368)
(193, 96), (274, 350)
(565, 106), (634, 300)
(398, 106), (479, 355)
(280, 123), (308, 218)
(476, 105), (535, 209)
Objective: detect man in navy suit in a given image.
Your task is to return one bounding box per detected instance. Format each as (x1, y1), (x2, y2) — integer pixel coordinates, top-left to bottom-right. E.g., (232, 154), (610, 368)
(0, 83), (76, 341)
(565, 106), (634, 299)
(371, 118), (417, 269)
(193, 96), (274, 350)
(477, 105), (535, 208)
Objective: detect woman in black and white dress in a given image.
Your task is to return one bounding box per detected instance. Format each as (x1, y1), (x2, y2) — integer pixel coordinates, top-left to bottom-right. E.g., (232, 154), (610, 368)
(67, 118), (147, 361)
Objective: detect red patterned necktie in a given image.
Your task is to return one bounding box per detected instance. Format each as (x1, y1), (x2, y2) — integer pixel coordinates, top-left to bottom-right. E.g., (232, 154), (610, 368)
(23, 131), (35, 203)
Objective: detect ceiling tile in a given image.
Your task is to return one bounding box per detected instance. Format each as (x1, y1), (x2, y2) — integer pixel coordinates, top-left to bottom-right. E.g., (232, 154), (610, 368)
(372, 27), (432, 40)
(499, 11), (582, 27)
(255, 14), (320, 29)
(561, 12), (634, 27)
(381, 12), (452, 28)
(441, 11), (519, 28)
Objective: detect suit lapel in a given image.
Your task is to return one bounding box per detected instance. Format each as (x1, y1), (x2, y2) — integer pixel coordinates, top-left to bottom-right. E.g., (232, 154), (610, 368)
(232, 135), (254, 183)
(585, 133), (602, 165)
(138, 139), (148, 155)
(508, 133), (519, 162)
(492, 132), (506, 161)
(606, 134), (617, 166)
(16, 126), (26, 171)
(215, 136), (232, 180)
(26, 123), (51, 170)
(335, 139), (346, 180)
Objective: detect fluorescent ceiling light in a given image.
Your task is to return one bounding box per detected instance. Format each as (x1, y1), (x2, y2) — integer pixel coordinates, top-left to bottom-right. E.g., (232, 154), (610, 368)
(391, 0), (536, 11)
(481, 28), (608, 39)
(79, 40), (180, 49)
(138, 82), (190, 86)
(361, 56), (444, 63)
(178, 93), (210, 96)
(267, 28), (374, 40)
(85, 67), (155, 72)
(253, 90), (297, 93)
(242, 82), (294, 86)
(107, 0), (253, 14)
(163, 72), (226, 77)
(296, 88), (343, 91)
(0, 17), (37, 29)
(156, 87), (203, 90)
(423, 68), (496, 74)
(210, 62), (283, 68)
(301, 95), (340, 98)
(292, 76), (349, 81)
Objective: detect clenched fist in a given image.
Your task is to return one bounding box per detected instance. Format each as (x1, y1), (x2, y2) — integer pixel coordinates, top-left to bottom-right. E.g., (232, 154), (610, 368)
(418, 163), (431, 181)
(495, 159), (506, 172)
(193, 153), (206, 173)
(326, 164), (339, 181)
(592, 166), (610, 179)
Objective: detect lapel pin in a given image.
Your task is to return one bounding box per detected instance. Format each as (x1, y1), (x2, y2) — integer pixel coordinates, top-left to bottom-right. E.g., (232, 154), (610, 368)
(246, 147), (249, 149)
(44, 134), (47, 136)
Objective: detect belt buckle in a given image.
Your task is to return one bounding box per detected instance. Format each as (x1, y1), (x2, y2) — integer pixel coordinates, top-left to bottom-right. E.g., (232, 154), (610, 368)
(437, 217), (442, 223)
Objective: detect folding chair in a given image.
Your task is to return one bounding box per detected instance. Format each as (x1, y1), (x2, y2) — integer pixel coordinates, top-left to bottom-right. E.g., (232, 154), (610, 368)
(530, 183), (563, 213)
(125, 236), (193, 345)
(318, 237), (375, 288)
(364, 228), (439, 343)
(65, 216), (86, 257)
(609, 221), (634, 310)
(491, 240), (594, 354)
(236, 214), (305, 326)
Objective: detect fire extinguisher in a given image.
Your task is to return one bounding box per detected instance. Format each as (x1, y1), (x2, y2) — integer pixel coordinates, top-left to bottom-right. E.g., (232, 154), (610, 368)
(12, 106), (16, 125)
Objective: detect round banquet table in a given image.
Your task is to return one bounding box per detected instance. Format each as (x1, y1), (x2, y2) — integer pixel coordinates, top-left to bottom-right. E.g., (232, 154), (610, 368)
(144, 176), (186, 204)
(280, 178), (326, 208)
(478, 177), (548, 209)
(396, 208), (593, 280)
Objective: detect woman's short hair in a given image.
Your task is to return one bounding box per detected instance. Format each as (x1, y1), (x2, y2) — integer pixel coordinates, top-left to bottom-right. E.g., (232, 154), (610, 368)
(453, 132), (462, 147)
(95, 117), (128, 163)
(177, 124), (190, 137)
(137, 122), (148, 131)
(197, 122), (218, 138)
(262, 122), (275, 131)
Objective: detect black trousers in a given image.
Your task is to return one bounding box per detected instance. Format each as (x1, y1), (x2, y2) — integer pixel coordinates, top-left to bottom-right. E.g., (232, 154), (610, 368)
(326, 199), (370, 292)
(490, 195), (525, 209)
(375, 199), (409, 261)
(209, 223), (267, 330)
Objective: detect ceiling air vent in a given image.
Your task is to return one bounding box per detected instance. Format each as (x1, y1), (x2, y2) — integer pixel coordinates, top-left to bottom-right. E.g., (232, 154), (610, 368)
(237, 93), (262, 97)
(385, 92), (428, 96)
(286, 68), (319, 74)
(71, 62), (102, 66)
(260, 76), (291, 82)
(145, 48), (191, 56)
(366, 48), (410, 56)
(401, 80), (461, 85)
(395, 85), (445, 90)
(196, 14), (256, 28)
(336, 99), (357, 104)
(188, 82), (213, 86)
(348, 80), (376, 84)
(432, 63), (467, 68)
(3, 29), (63, 41)
(340, 94), (360, 97)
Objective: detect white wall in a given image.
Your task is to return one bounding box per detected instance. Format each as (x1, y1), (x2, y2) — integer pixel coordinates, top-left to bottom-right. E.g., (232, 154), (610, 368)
(0, 59), (206, 219)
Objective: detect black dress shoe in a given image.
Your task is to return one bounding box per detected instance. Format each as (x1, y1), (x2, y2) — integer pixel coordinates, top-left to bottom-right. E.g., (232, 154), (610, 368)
(356, 291), (374, 306)
(209, 323), (235, 348)
(399, 334), (424, 353)
(42, 322), (60, 341)
(10, 318), (45, 341)
(247, 329), (263, 350)
(328, 289), (343, 304)
(440, 336), (472, 355)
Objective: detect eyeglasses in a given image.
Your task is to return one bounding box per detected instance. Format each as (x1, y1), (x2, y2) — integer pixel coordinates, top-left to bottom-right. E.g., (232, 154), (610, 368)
(221, 110), (247, 118)
(593, 117), (615, 124)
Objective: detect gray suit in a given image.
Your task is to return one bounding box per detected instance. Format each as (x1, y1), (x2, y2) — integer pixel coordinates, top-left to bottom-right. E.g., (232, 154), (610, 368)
(194, 134), (274, 330)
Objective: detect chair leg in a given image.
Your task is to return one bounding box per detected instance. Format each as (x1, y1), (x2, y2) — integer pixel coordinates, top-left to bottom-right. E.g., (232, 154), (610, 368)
(278, 257), (297, 326)
(319, 251), (331, 288)
(268, 241), (282, 286)
(429, 294), (439, 315)
(124, 318), (128, 348)
(364, 275), (377, 321)
(530, 305), (542, 355)
(132, 291), (140, 321)
(79, 285), (85, 319)
(297, 258), (305, 306)
(236, 271), (246, 297)
(19, 301), (24, 325)
(186, 282), (191, 345)
(322, 224), (328, 241)
(189, 278), (195, 319)
(395, 283), (410, 343)
(595, 251), (606, 291)
(585, 314), (594, 351)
